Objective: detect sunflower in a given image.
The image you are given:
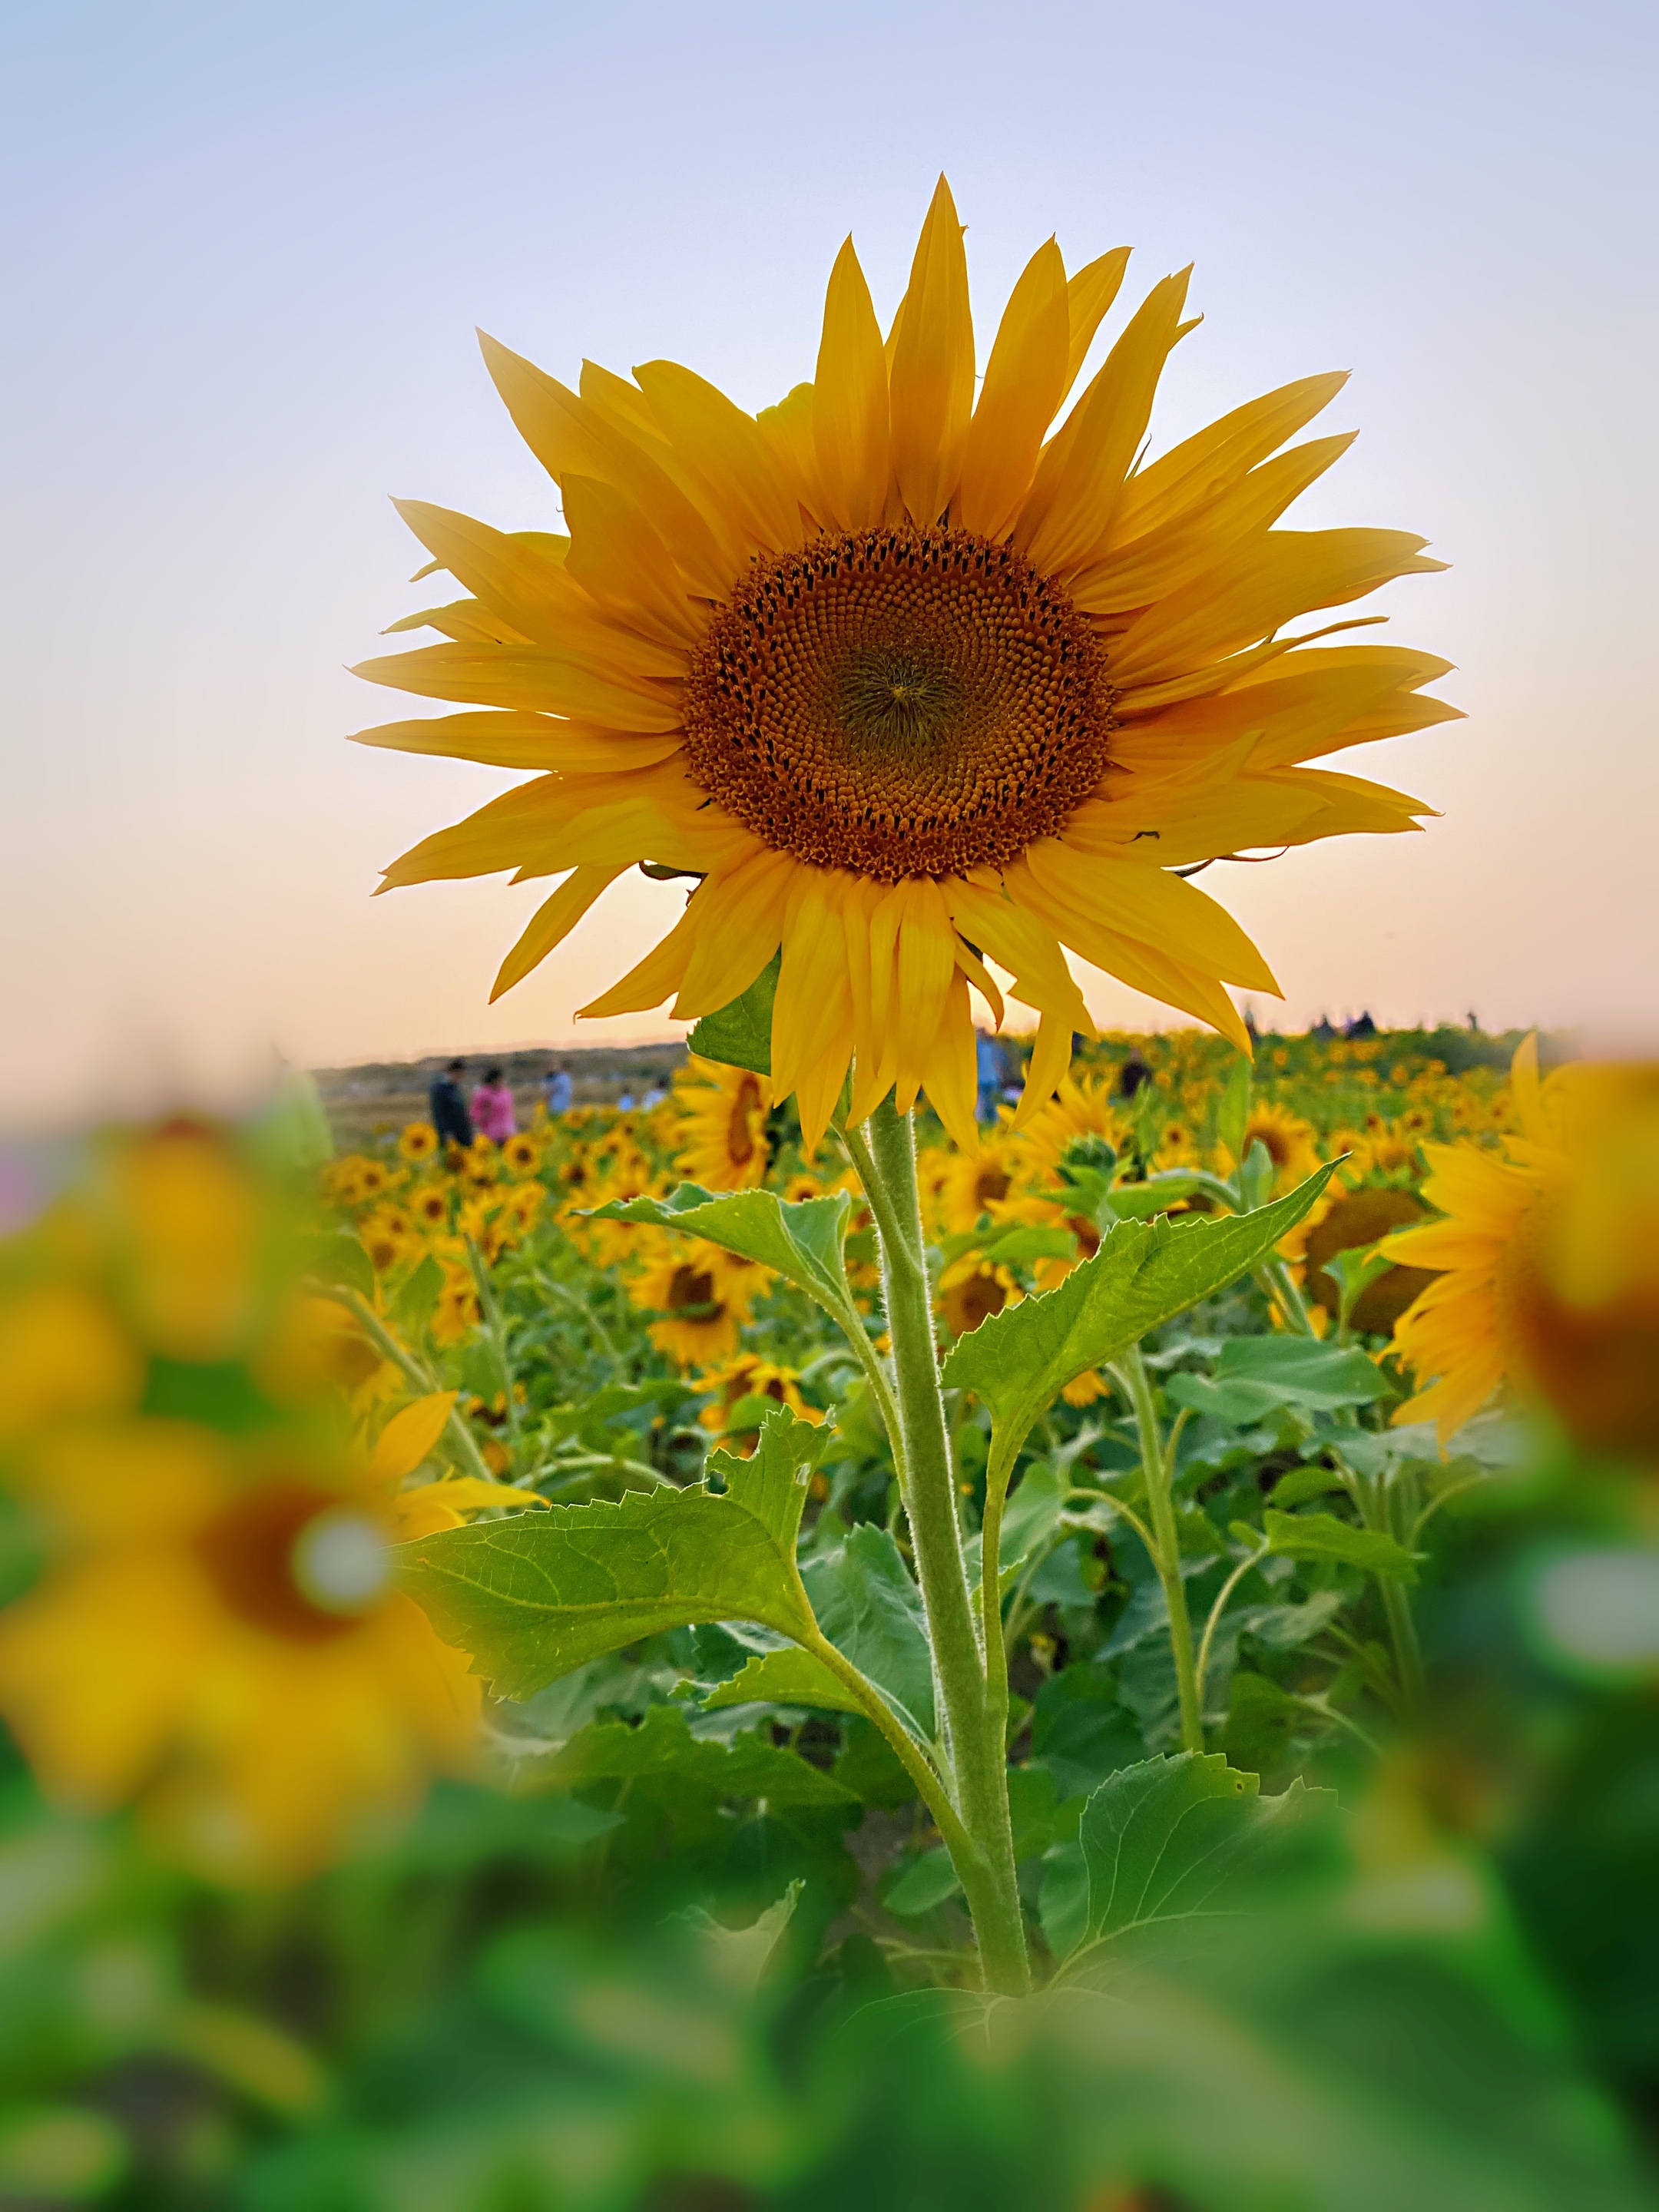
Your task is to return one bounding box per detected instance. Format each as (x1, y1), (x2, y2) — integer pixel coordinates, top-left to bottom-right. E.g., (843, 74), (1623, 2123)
(938, 1255), (1020, 1338)
(502, 1132), (541, 1177)
(673, 1055), (773, 1192)
(933, 1134), (1027, 1233)
(412, 1185), (452, 1233)
(0, 1126), (496, 1881)
(1386, 1041), (1659, 1454)
(399, 1122), (439, 1163)
(356, 178), (1453, 1150)
(694, 1353), (823, 1448)
(1223, 1099), (1322, 1192)
(628, 1237), (764, 1366)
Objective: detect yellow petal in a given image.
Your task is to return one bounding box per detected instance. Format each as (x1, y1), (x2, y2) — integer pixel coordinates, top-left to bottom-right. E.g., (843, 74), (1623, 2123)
(1109, 371), (1350, 547)
(351, 642), (684, 732)
(757, 382), (826, 522)
(813, 237), (890, 531)
(921, 969), (980, 1150)
(772, 871), (855, 1101)
(492, 865), (627, 1001)
(955, 238), (1071, 541)
(1059, 248), (1133, 406)
(1014, 270), (1194, 576)
(634, 359), (801, 552)
(887, 176), (974, 527)
(1108, 529), (1446, 689)
(671, 847), (793, 1019)
(396, 1475), (548, 1528)
(1022, 841), (1279, 993)
(346, 712), (684, 773)
(943, 874), (1091, 1029)
(1070, 432), (1357, 613)
(576, 903), (699, 1018)
(561, 475), (707, 645)
(891, 879), (956, 1114)
(478, 332), (737, 594)
(372, 1392), (459, 1485)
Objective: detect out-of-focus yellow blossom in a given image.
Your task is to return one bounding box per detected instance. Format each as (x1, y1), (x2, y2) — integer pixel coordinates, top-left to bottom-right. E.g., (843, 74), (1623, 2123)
(398, 1122), (439, 1164)
(0, 1125), (513, 1882)
(1387, 1040), (1659, 1455)
(938, 1255), (1020, 1339)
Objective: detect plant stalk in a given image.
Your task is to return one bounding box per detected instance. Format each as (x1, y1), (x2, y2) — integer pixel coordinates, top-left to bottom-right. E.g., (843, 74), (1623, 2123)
(859, 1096), (1029, 1997)
(1116, 1347), (1205, 1755)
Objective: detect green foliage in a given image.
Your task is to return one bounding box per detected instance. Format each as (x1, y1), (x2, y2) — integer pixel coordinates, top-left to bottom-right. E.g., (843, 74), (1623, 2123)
(944, 1166), (1338, 1452)
(543, 1704), (858, 1811)
(700, 1645), (865, 1717)
(1216, 1333), (1391, 1409)
(395, 1407), (831, 1698)
(1071, 1750), (1323, 1959)
(686, 949), (780, 1075)
(803, 1524), (935, 1741)
(588, 1182), (858, 1319)
(1259, 1508), (1422, 1581)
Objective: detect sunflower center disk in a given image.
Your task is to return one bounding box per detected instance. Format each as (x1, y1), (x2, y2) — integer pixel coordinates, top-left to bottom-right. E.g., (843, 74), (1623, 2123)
(682, 528), (1115, 880)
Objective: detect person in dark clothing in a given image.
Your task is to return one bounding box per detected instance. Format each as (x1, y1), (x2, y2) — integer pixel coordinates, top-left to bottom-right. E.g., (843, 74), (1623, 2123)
(1118, 1052), (1152, 1100)
(429, 1058), (473, 1147)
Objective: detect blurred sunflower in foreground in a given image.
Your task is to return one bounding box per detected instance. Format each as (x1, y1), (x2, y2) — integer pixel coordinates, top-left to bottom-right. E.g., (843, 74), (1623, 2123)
(0, 1121), (498, 1882)
(1386, 1040), (1659, 1457)
(356, 177), (1455, 1148)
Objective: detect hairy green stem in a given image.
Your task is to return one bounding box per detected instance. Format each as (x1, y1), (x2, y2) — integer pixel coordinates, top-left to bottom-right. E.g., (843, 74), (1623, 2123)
(1114, 1347), (1205, 1756)
(1194, 1541), (1268, 1718)
(858, 1096), (1029, 1997)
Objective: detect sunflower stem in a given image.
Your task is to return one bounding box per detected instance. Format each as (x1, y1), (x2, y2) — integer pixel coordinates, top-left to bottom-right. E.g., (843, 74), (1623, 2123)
(1112, 1346), (1206, 1756)
(859, 1096), (1029, 1998)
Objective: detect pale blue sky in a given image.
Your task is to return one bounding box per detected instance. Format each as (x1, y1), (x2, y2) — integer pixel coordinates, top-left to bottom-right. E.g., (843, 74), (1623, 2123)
(2, 1), (1654, 1118)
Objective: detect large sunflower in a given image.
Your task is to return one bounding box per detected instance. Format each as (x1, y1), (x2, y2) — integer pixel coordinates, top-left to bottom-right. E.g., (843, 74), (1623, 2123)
(356, 178), (1454, 1149)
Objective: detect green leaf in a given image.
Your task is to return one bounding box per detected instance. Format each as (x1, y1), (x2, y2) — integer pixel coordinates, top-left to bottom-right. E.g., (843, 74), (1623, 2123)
(1267, 1462), (1348, 1507)
(803, 1524), (935, 1742)
(1164, 1373), (1288, 1429)
(1215, 1335), (1389, 1411)
(393, 1251), (445, 1336)
(883, 1846), (962, 1917)
(300, 1230), (374, 1299)
(700, 1646), (864, 1718)
(1074, 1749), (1319, 1955)
(973, 1224), (1079, 1267)
(1220, 1671), (1313, 1770)
(545, 1704), (857, 1810)
(587, 1184), (856, 1319)
(686, 950), (779, 1075)
(395, 1406), (831, 1699)
(1259, 1508), (1421, 1582)
(710, 1402), (837, 1546)
(1103, 1174), (1204, 1220)
(965, 1459), (1071, 1591)
(942, 1167), (1338, 1455)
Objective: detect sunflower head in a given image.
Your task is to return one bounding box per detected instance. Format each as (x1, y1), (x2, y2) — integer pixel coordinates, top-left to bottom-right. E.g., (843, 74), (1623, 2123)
(360, 178), (1453, 1147)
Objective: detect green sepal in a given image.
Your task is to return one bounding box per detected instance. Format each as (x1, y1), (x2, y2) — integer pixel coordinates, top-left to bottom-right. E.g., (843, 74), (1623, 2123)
(687, 952), (779, 1076)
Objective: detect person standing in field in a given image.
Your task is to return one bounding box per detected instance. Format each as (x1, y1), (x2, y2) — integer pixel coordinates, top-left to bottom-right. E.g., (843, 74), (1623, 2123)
(428, 1058), (473, 1148)
(470, 1066), (517, 1142)
(543, 1063), (574, 1117)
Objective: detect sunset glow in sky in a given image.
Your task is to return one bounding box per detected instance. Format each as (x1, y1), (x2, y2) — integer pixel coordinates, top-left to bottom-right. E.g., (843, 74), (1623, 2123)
(2, 2), (1654, 1121)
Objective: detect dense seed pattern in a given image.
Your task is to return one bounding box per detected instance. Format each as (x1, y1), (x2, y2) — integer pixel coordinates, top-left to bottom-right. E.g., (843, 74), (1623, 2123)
(681, 527), (1115, 879)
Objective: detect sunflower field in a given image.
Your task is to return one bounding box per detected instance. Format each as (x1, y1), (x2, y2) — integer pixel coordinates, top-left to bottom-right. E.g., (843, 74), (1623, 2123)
(4, 177), (1658, 2212)
(1, 1015), (1656, 2211)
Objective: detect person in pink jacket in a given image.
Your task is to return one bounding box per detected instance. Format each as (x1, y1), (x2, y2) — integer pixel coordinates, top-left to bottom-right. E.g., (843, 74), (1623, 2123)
(469, 1067), (517, 1143)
